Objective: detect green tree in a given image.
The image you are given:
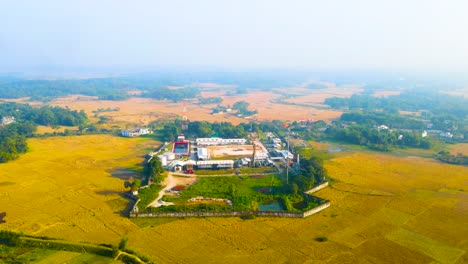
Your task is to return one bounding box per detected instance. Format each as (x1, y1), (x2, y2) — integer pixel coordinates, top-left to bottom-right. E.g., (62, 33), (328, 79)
(131, 179), (141, 192)
(291, 183), (299, 195)
(118, 237), (128, 250)
(145, 158), (164, 183)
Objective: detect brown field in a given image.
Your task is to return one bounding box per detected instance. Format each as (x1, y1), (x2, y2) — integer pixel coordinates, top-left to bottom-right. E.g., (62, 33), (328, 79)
(448, 143), (468, 155)
(281, 85), (362, 106)
(48, 95), (246, 125)
(40, 88), (345, 126)
(207, 144), (268, 159)
(220, 91), (343, 122)
(1, 136), (467, 263)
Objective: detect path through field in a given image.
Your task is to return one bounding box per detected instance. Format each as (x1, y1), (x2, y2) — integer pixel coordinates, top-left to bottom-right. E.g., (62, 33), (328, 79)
(147, 173), (177, 207)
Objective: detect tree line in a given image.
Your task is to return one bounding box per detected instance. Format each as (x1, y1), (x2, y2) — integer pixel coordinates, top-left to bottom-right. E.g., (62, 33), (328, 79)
(0, 103), (89, 163)
(324, 91), (467, 116)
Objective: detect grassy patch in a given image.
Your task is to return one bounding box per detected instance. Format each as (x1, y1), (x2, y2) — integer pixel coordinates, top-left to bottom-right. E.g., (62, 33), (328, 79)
(137, 184), (163, 208)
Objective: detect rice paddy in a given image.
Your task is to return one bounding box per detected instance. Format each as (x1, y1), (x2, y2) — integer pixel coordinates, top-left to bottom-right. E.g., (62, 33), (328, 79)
(0, 135), (467, 263)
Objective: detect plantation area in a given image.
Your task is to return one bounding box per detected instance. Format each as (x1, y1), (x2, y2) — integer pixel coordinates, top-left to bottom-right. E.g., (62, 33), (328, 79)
(0, 135), (467, 263)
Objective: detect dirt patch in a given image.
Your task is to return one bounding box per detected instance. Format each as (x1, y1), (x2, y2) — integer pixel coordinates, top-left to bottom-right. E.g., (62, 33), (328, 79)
(207, 144), (267, 158)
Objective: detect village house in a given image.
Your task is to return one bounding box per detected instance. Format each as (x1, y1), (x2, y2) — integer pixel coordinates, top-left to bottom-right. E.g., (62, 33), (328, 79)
(121, 127), (151, 137)
(1, 116), (15, 126)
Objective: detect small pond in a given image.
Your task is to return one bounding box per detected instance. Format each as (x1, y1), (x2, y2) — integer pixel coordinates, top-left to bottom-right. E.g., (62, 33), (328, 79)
(258, 200), (285, 211)
(327, 147), (343, 153)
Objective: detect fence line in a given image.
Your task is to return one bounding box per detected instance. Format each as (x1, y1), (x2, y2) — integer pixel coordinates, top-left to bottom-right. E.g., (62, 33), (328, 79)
(306, 182), (329, 194)
(130, 201), (330, 219)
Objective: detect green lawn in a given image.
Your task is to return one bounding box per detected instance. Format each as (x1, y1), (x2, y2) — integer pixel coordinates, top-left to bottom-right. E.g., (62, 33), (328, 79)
(177, 175), (282, 200)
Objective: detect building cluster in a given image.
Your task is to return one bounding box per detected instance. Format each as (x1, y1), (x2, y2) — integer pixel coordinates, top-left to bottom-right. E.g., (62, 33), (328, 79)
(121, 128), (151, 137)
(156, 136), (278, 172)
(1, 116), (15, 126)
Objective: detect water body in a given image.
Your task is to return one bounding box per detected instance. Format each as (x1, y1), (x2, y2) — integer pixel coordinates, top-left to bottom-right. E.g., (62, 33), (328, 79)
(259, 200), (284, 211)
(327, 147), (343, 153)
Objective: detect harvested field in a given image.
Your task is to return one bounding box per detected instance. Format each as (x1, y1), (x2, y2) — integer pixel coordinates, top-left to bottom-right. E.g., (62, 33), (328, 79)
(280, 85), (362, 105)
(48, 95), (246, 125)
(4, 83), (352, 126)
(223, 91), (342, 122)
(448, 143), (468, 155)
(2, 136), (466, 263)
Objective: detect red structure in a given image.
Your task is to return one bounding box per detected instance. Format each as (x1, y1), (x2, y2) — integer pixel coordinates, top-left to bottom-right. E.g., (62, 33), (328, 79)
(173, 141), (190, 156)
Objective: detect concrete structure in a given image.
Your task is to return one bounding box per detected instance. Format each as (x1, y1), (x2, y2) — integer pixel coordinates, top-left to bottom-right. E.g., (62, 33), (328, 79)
(196, 160), (234, 169)
(173, 141), (190, 156)
(196, 137), (246, 146)
(254, 152), (269, 160)
(158, 155), (167, 166)
(197, 148), (210, 160)
(163, 152), (176, 161)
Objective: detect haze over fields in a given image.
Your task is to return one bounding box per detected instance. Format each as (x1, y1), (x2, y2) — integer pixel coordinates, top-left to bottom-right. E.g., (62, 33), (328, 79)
(1, 0), (468, 74)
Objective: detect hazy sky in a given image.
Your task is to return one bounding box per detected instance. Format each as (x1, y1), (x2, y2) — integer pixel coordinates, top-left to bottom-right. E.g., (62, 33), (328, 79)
(1, 0), (467, 72)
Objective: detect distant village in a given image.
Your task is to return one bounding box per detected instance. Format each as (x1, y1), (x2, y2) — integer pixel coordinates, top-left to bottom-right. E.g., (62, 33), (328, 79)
(0, 116), (15, 126)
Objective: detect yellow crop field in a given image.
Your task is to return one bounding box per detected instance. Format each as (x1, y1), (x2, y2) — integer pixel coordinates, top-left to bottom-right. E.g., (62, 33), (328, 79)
(1, 136), (467, 263)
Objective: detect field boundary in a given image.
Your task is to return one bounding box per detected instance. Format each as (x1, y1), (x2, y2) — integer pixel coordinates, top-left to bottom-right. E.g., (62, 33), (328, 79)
(130, 201), (330, 218)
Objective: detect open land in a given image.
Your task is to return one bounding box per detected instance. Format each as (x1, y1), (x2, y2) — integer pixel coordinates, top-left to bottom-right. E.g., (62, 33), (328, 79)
(1, 135), (467, 263)
(281, 85), (362, 107)
(9, 84), (358, 127)
(207, 144), (267, 159)
(448, 143), (468, 156)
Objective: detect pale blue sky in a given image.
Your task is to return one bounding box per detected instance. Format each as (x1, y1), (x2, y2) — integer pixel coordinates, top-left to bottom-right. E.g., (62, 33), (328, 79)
(0, 0), (467, 72)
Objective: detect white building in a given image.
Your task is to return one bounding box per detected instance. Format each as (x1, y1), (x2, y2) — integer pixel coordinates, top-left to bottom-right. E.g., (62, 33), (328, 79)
(196, 137), (246, 146)
(440, 132), (453, 138)
(254, 152), (269, 160)
(422, 130), (428, 138)
(196, 160), (234, 169)
(121, 130), (140, 137)
(121, 127), (151, 137)
(280, 150), (294, 160)
(197, 148), (210, 160)
(1, 116), (15, 125)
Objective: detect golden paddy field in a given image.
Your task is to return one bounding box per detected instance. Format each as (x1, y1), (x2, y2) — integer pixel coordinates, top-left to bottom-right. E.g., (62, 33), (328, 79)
(1, 135), (467, 263)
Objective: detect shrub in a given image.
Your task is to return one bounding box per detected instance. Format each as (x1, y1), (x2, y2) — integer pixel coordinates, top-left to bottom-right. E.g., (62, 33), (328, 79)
(315, 237), (328, 242)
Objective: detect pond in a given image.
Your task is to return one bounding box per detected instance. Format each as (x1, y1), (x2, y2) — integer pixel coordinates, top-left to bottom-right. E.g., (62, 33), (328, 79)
(327, 147), (343, 153)
(258, 200), (285, 211)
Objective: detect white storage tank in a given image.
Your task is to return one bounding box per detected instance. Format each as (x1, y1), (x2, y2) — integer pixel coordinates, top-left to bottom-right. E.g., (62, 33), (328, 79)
(158, 155), (167, 166)
(164, 152), (176, 161)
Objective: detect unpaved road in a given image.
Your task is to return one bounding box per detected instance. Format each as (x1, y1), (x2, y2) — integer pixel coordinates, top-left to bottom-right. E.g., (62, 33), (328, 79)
(147, 173), (196, 207)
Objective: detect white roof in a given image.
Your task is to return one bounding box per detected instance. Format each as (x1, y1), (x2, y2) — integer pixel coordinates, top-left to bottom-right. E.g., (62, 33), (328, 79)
(196, 160), (234, 165)
(172, 160), (185, 166)
(197, 148), (209, 156)
(186, 160), (197, 165)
